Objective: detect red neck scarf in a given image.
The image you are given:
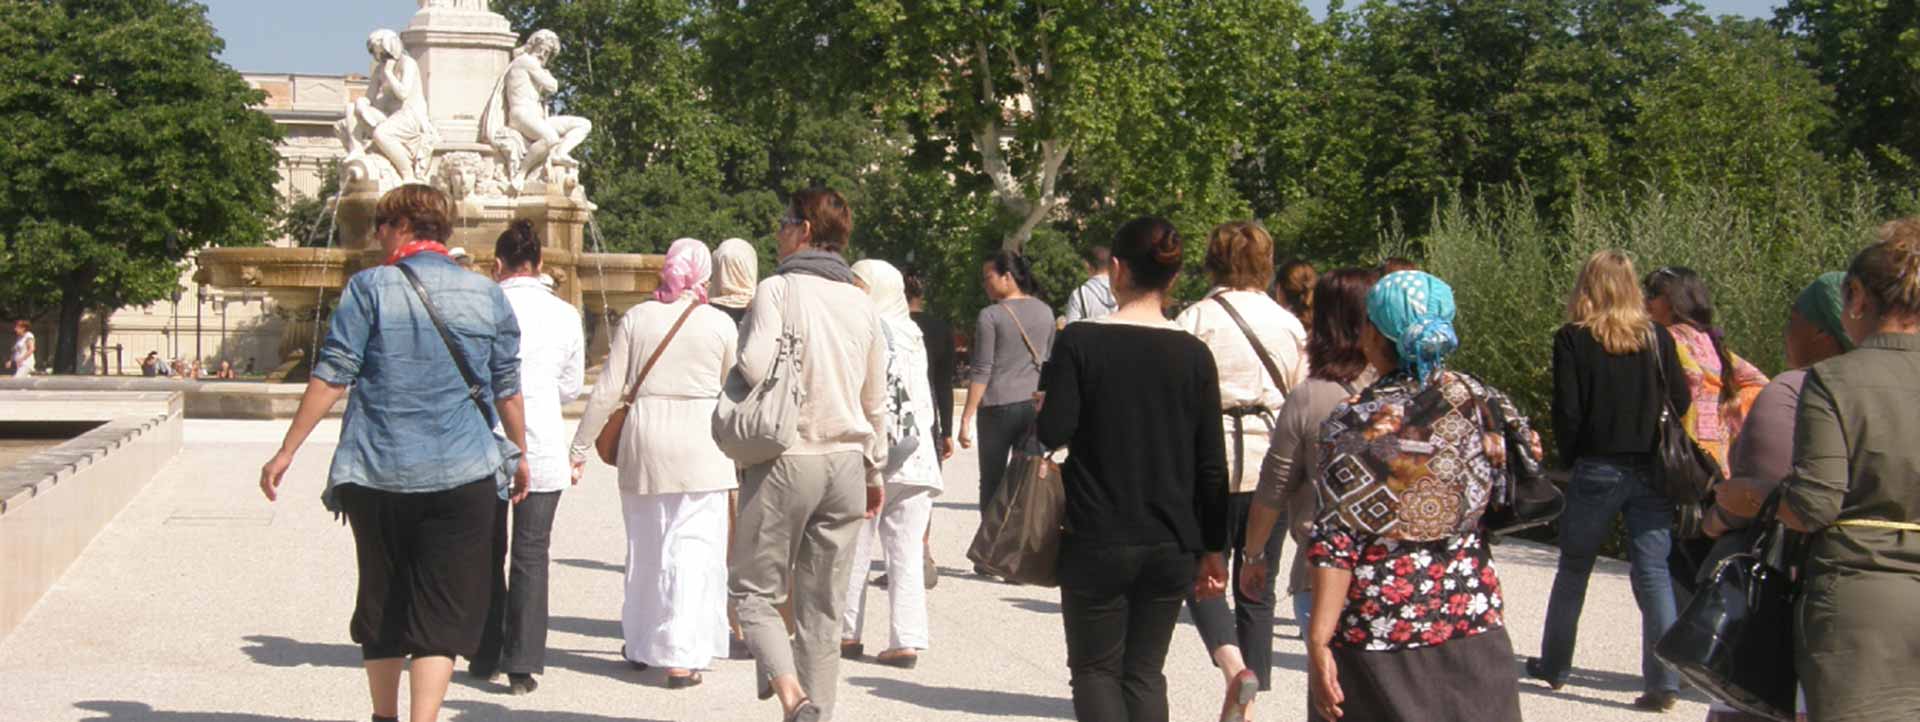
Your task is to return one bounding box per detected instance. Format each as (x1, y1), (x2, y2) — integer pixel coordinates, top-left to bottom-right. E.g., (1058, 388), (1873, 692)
(386, 240), (449, 266)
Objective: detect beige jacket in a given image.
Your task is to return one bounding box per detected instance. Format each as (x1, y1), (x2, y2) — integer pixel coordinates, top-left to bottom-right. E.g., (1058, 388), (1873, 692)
(572, 297), (738, 495)
(738, 274), (889, 485)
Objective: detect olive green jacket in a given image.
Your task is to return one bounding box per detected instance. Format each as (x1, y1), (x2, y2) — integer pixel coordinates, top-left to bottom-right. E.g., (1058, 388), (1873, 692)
(1784, 332), (1920, 579)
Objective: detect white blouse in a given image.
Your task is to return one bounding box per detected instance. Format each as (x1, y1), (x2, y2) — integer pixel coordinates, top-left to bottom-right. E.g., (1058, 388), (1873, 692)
(1176, 288), (1308, 493)
(501, 278), (585, 493)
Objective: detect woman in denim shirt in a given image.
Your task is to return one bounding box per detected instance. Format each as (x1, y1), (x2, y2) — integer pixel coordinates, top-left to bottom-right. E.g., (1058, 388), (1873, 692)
(259, 184), (530, 722)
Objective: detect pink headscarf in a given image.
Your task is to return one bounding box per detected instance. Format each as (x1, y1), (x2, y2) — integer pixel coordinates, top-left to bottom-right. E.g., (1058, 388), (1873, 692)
(654, 237), (712, 304)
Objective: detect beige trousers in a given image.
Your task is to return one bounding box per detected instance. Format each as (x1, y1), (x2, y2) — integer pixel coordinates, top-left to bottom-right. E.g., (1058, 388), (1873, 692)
(728, 452), (866, 720)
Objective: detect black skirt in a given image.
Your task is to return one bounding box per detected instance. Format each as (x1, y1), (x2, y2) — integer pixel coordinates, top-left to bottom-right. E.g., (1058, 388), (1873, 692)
(1316, 626), (1523, 722)
(337, 478), (498, 660)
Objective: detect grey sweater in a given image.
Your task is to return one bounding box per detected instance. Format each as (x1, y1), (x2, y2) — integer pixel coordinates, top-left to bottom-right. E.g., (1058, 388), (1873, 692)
(970, 298), (1056, 407)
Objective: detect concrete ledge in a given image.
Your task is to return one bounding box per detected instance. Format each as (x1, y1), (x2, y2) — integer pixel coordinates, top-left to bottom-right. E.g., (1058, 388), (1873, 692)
(0, 394), (184, 640)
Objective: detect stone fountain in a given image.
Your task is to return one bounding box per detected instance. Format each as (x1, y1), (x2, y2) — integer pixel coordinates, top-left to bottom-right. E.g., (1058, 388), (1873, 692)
(196, 0), (660, 380)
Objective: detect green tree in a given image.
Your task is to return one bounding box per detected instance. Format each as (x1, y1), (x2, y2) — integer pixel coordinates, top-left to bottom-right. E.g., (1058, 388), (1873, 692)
(1778, 0), (1920, 178)
(0, 0), (281, 373)
(276, 161), (342, 248)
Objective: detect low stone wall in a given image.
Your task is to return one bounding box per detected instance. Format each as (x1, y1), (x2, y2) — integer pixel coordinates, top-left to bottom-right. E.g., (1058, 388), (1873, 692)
(0, 392), (184, 640)
(0, 377), (589, 419)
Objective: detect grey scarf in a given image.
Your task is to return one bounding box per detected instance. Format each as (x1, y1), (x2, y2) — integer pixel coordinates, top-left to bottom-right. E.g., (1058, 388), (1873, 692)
(775, 249), (857, 284)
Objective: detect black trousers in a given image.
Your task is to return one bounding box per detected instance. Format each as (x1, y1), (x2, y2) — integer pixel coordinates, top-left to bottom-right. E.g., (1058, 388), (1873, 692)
(1059, 537), (1196, 722)
(338, 478), (497, 661)
(975, 400), (1037, 518)
(472, 490), (564, 675)
(1185, 492), (1283, 688)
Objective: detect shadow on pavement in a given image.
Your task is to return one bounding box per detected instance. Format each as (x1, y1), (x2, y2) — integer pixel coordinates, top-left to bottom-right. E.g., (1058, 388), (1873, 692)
(240, 635), (361, 669)
(932, 501), (978, 512)
(554, 557), (624, 574)
(1002, 596), (1061, 614)
(548, 615), (623, 640)
(848, 676), (1073, 718)
(75, 701), (329, 721)
(445, 700), (665, 722)
(1510, 657), (1714, 709)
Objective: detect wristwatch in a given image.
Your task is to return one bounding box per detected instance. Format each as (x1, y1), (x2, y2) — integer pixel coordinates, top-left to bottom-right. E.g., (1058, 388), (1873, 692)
(1242, 547), (1269, 564)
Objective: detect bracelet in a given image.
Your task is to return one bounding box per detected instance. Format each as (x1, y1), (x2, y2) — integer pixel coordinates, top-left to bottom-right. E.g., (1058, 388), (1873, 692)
(1242, 547), (1269, 563)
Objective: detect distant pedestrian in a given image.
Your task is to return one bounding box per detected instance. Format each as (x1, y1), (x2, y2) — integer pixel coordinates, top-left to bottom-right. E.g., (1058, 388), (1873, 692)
(575, 238), (736, 687)
(1777, 222), (1920, 722)
(1173, 221), (1307, 722)
(1530, 251), (1691, 710)
(1037, 216), (1231, 722)
(9, 320), (35, 377)
(727, 188), (888, 722)
(959, 250), (1054, 574)
(1643, 266), (1769, 471)
(1240, 268), (1382, 642)
(1273, 259), (1317, 327)
(1062, 245), (1116, 324)
(711, 237), (758, 325)
(1305, 270), (1529, 722)
(906, 268), (955, 587)
(840, 259), (941, 668)
(141, 351), (161, 377)
(258, 183), (530, 722)
(217, 359), (236, 380)
(470, 220), (585, 696)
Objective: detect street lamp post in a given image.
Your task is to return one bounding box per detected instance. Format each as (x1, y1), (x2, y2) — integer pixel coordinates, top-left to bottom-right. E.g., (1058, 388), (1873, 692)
(195, 284), (205, 366)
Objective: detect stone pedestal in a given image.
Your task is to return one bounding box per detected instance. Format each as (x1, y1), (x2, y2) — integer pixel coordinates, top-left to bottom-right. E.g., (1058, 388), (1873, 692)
(402, 7), (515, 147)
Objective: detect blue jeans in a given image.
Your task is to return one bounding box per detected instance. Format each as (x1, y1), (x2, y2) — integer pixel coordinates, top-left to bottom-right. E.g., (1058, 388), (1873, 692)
(1537, 457), (1680, 694)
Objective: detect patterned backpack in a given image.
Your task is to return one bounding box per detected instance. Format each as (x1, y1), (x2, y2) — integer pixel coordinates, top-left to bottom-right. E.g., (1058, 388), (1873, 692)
(1314, 371), (1512, 542)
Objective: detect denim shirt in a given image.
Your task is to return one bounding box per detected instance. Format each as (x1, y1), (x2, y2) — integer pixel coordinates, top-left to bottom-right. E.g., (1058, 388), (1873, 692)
(314, 252), (522, 507)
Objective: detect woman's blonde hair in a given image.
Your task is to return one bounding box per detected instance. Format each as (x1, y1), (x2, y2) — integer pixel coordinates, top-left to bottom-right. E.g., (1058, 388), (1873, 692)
(1205, 221), (1276, 291)
(1567, 250), (1652, 354)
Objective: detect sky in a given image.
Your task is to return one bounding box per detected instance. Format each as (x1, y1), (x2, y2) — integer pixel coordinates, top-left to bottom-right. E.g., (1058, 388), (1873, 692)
(206, 0), (1787, 76)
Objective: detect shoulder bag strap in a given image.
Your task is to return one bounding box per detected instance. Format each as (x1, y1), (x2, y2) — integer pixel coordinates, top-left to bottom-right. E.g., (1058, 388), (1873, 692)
(395, 262), (496, 427)
(1213, 294), (1292, 395)
(999, 302), (1043, 370)
(620, 301), (703, 408)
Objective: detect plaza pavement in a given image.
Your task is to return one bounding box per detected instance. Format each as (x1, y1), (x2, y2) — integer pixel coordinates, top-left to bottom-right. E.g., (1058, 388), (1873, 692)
(0, 418), (1710, 721)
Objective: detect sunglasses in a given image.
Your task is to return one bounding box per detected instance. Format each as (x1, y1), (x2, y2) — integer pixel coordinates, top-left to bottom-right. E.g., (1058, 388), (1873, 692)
(777, 215), (803, 227)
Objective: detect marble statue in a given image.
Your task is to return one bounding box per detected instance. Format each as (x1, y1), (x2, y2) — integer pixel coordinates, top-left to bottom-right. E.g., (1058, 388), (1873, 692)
(420, 0), (489, 10)
(335, 29), (438, 188)
(480, 30), (593, 193)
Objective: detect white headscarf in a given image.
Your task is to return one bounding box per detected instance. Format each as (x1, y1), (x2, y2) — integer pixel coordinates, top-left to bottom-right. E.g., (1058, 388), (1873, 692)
(711, 238), (758, 310)
(852, 259), (918, 335)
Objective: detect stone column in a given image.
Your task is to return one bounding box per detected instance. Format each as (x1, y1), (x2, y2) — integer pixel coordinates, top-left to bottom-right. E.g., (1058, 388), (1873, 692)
(402, 5), (518, 148)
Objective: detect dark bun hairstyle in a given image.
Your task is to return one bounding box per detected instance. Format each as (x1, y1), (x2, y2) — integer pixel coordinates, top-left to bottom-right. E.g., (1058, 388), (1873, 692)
(1111, 216), (1183, 290)
(987, 250), (1039, 296)
(1851, 218), (1920, 320)
(494, 219), (542, 271)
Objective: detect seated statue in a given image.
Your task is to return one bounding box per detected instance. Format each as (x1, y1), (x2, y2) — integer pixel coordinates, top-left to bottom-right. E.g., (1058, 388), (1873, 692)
(334, 29), (438, 187)
(480, 29), (592, 193)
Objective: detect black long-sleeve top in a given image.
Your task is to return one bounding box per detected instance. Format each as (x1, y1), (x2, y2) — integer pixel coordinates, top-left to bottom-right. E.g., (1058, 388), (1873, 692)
(1036, 321), (1230, 553)
(913, 311), (956, 439)
(1552, 323), (1692, 464)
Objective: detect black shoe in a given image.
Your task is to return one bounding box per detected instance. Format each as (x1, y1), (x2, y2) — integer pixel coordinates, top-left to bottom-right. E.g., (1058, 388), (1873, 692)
(1633, 691), (1678, 712)
(872, 573), (890, 589)
(1524, 658), (1566, 691)
(372, 716), (399, 722)
(467, 665), (499, 684)
(507, 673), (538, 696)
(973, 564), (993, 577)
(666, 672), (704, 689)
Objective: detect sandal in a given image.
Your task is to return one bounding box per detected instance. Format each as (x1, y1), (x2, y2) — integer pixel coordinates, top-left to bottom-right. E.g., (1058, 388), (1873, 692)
(784, 698), (821, 722)
(666, 671), (703, 689)
(875, 649), (919, 669)
(1220, 668), (1258, 722)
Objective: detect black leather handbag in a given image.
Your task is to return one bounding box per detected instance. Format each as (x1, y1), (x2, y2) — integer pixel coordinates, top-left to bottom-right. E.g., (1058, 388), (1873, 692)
(1655, 489), (1801, 722)
(1483, 399), (1565, 536)
(1647, 330), (1725, 537)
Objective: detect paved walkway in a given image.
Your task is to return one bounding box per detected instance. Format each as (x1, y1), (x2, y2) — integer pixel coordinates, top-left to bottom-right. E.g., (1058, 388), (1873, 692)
(0, 419), (1709, 721)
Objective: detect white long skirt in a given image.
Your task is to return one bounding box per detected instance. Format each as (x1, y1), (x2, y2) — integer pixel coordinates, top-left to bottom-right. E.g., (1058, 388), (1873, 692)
(620, 490), (730, 670)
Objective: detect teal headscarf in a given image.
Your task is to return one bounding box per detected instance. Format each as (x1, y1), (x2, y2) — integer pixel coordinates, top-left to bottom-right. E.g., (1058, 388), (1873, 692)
(1367, 271), (1459, 383)
(1794, 271), (1855, 352)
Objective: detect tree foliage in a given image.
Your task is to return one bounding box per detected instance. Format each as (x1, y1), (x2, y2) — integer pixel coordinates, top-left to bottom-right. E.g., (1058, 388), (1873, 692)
(0, 0), (282, 372)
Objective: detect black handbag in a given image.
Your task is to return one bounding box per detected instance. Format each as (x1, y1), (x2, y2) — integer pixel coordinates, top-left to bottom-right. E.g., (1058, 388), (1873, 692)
(1647, 329), (1725, 537)
(1655, 489), (1802, 722)
(1483, 397), (1565, 536)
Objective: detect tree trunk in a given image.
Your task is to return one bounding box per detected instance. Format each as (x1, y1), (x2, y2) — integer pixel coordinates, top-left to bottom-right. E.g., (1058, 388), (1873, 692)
(53, 276), (86, 375)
